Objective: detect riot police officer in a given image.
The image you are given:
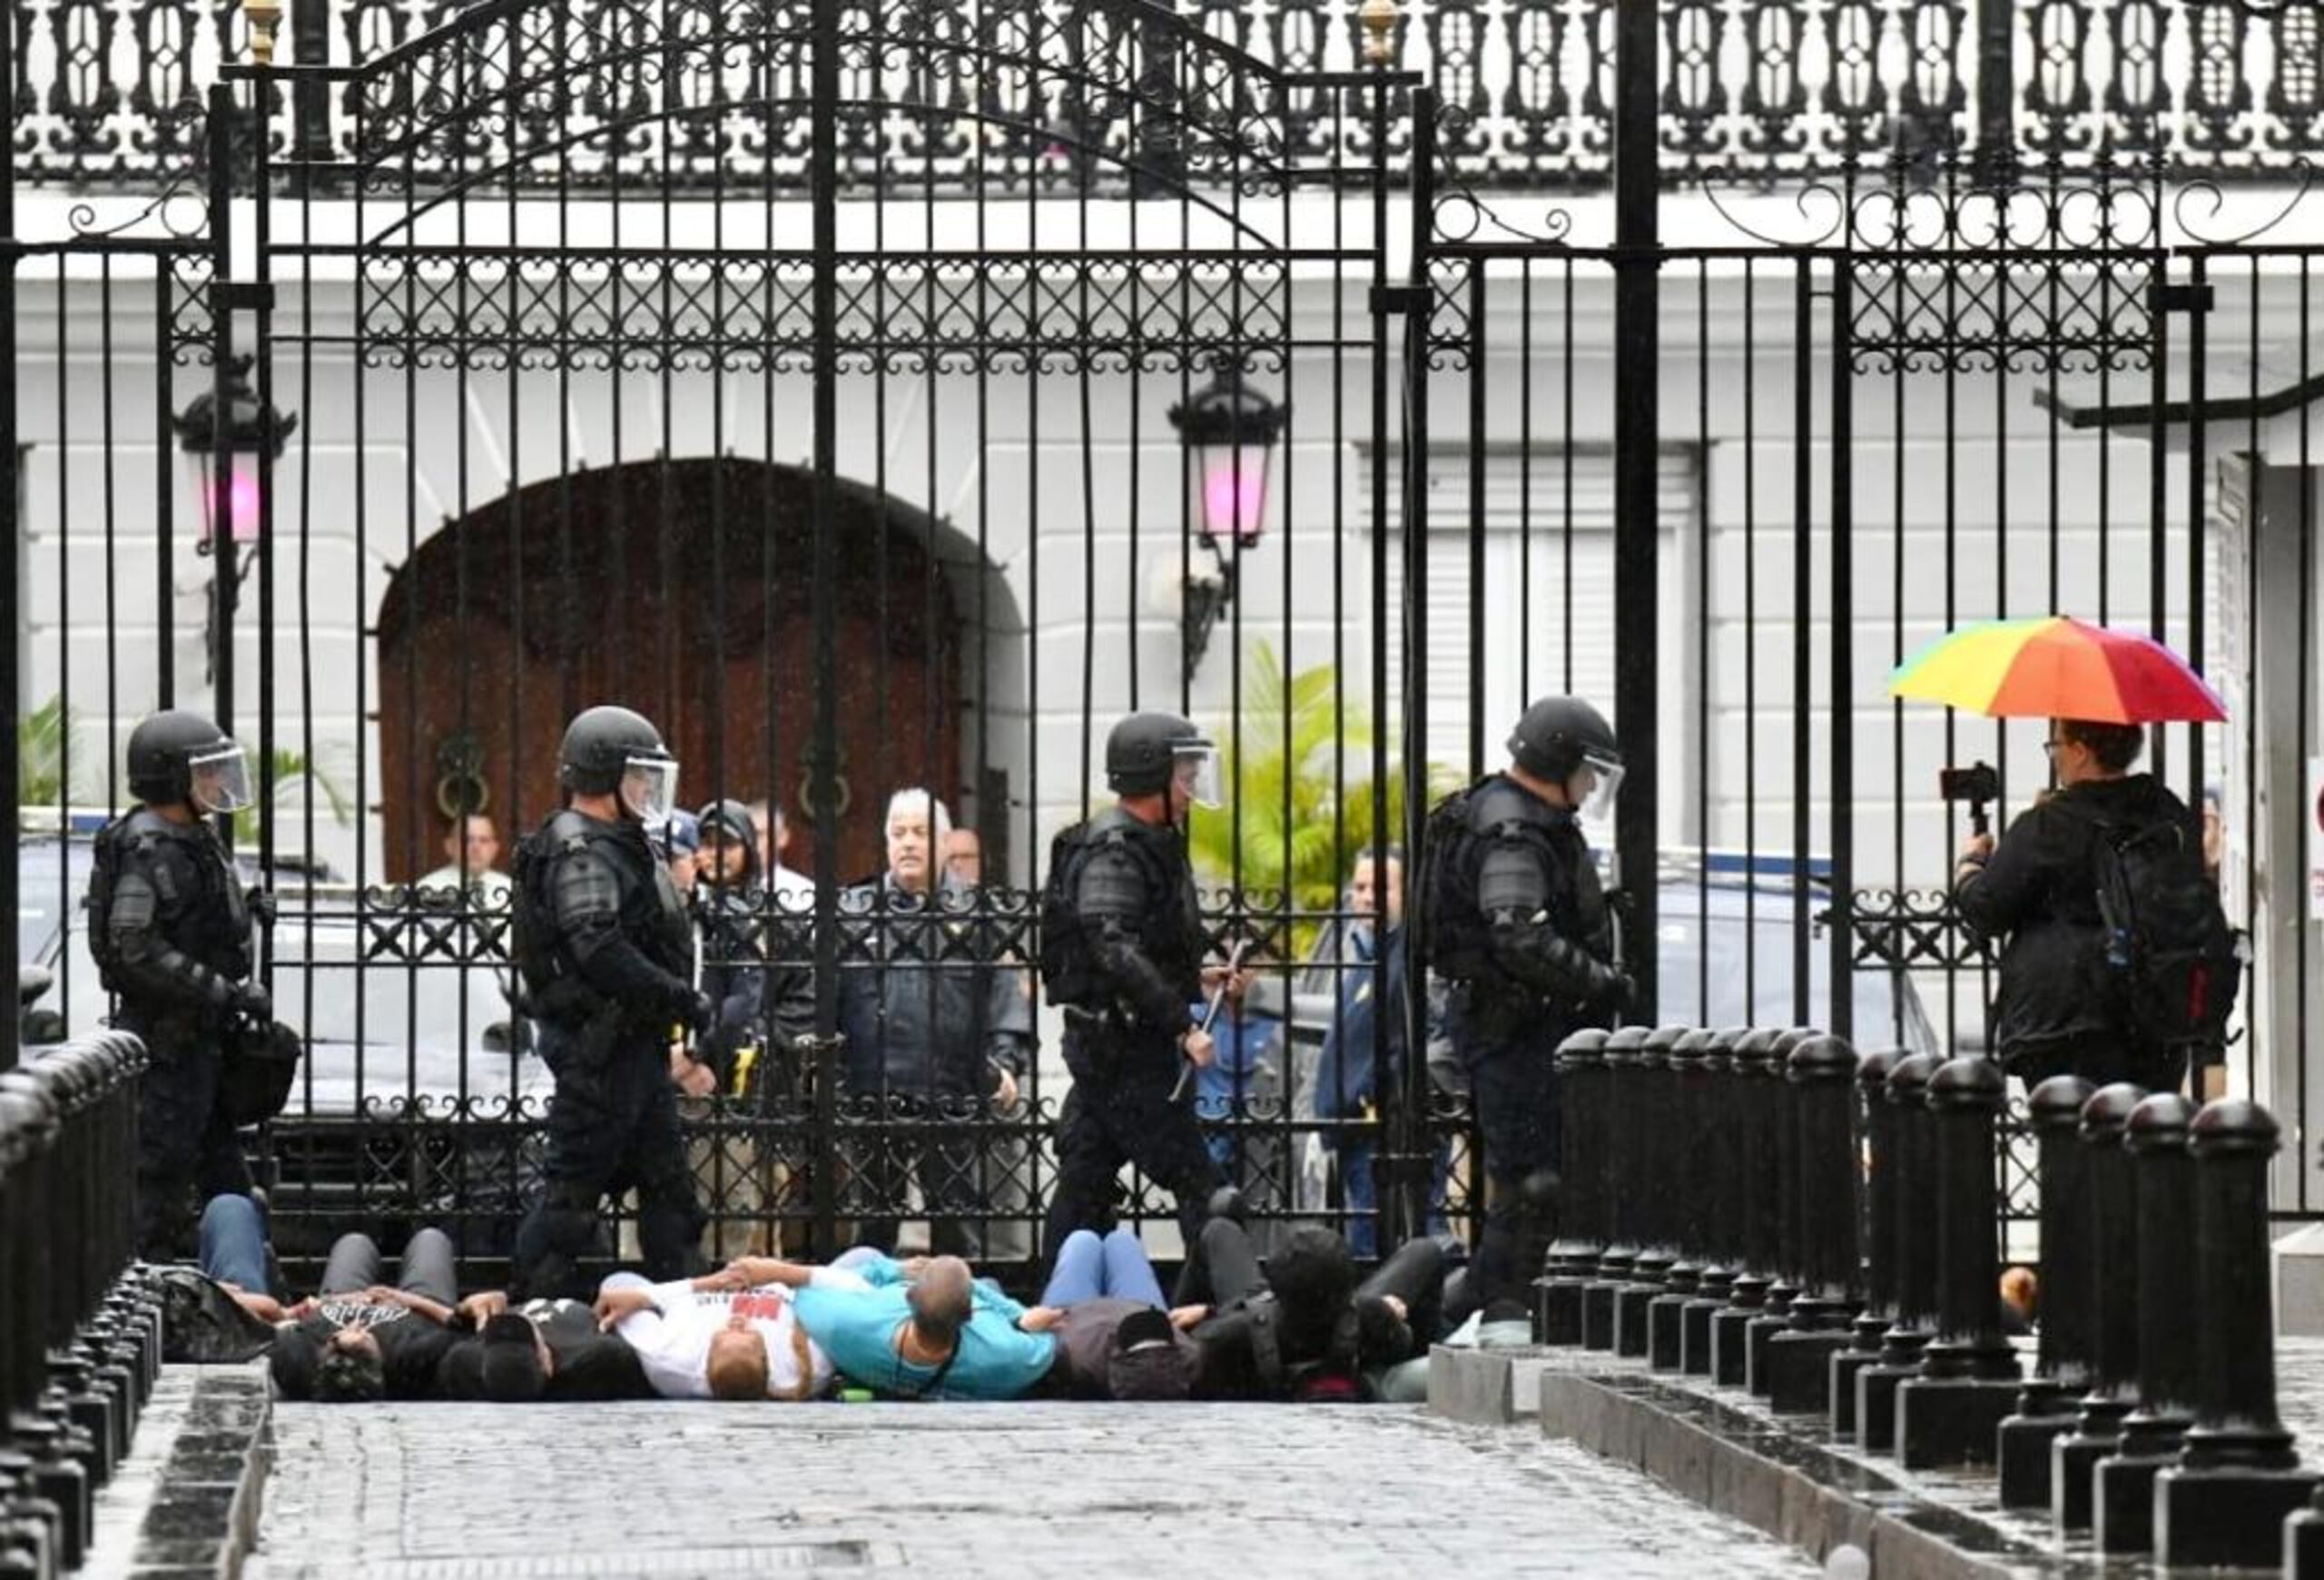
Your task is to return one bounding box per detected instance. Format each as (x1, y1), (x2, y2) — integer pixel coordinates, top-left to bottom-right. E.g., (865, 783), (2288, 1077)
(1039, 712), (1230, 1258)
(1424, 696), (1631, 1313)
(96, 710), (268, 1259)
(511, 706), (716, 1298)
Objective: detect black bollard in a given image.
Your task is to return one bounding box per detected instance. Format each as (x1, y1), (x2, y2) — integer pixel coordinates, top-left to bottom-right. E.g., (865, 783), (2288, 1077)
(1581, 1026), (1652, 1349)
(1680, 1028), (1751, 1376)
(1615, 1026), (1689, 1357)
(2291, 1482), (2324, 1580)
(1536, 1029), (1610, 1345)
(1830, 1048), (1902, 1437)
(1745, 1028), (1820, 1396)
(1995, 1074), (2098, 1510)
(1709, 1029), (1786, 1386)
(2153, 1100), (2320, 1569)
(2091, 1091), (2199, 1553)
(1896, 1055), (2022, 1468)
(1648, 1030), (1718, 1369)
(1856, 1051), (1945, 1452)
(2051, 1081), (2145, 1537)
(1765, 1033), (1860, 1414)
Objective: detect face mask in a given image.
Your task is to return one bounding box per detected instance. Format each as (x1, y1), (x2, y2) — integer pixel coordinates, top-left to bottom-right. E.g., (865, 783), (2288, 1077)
(1572, 753), (1624, 824)
(1173, 746), (1222, 810)
(620, 756), (680, 825)
(188, 742), (253, 814)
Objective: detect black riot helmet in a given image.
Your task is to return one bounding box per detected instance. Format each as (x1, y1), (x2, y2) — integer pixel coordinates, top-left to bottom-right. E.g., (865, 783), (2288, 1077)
(1106, 712), (1221, 807)
(127, 709), (251, 813)
(1508, 696), (1623, 819)
(558, 706), (679, 822)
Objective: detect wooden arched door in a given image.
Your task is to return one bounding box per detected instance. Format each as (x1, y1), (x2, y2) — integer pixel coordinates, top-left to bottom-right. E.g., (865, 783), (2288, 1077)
(376, 459), (962, 883)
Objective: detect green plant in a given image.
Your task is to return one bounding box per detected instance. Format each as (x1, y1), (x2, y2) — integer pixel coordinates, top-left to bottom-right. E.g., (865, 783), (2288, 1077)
(1185, 643), (1451, 953)
(232, 745), (355, 845)
(17, 694), (79, 808)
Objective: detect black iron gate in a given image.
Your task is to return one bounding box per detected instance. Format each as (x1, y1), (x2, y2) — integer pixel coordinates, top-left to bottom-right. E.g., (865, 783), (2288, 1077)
(9, 0), (2324, 1288)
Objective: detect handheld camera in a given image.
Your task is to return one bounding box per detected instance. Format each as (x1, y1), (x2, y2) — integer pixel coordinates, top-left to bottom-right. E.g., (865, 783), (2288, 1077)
(1939, 761), (2000, 837)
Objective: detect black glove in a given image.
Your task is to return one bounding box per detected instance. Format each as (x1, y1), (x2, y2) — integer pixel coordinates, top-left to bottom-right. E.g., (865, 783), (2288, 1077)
(231, 981), (272, 1024)
(1594, 971), (1636, 1017)
(247, 887), (278, 927)
(684, 990), (718, 1042)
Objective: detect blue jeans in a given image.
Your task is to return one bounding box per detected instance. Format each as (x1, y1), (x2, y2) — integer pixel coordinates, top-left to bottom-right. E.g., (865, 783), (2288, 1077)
(1039, 1228), (1167, 1308)
(197, 1193), (270, 1291)
(1337, 1139), (1454, 1259)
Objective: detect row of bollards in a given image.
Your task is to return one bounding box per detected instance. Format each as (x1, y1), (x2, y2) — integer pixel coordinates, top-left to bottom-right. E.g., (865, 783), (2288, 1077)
(0, 1033), (165, 1580)
(1535, 1027), (2314, 1574)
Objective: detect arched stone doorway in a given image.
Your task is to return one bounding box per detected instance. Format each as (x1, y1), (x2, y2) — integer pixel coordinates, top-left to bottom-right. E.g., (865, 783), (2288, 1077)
(376, 459), (970, 883)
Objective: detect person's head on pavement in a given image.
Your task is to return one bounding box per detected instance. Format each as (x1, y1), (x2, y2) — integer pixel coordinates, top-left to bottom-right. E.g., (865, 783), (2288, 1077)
(1107, 1308), (1194, 1402)
(479, 1313), (552, 1402)
(905, 1256), (975, 1361)
(310, 1326), (389, 1404)
(1267, 1225), (1358, 1349)
(705, 1312), (773, 1401)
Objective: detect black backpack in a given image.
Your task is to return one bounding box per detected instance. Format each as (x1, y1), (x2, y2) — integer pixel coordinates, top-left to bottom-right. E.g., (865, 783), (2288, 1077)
(84, 815), (134, 992)
(508, 818), (593, 1012)
(2083, 810), (2242, 1051)
(1038, 821), (1101, 1007)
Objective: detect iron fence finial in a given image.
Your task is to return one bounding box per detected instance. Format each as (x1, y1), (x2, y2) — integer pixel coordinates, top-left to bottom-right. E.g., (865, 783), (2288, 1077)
(244, 0), (283, 65)
(1359, 0), (1400, 67)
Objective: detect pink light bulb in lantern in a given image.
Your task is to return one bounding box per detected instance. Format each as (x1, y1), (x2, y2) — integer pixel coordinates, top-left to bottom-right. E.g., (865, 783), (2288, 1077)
(222, 465), (261, 543)
(1201, 453), (1267, 544)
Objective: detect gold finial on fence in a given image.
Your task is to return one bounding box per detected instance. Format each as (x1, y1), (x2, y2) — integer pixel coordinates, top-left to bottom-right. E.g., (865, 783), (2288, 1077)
(243, 0), (283, 65)
(1358, 0), (1400, 67)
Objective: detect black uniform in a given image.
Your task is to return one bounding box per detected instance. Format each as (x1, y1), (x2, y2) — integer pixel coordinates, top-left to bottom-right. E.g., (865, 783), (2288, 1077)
(101, 805), (261, 1258)
(694, 856), (814, 1103)
(1040, 807), (1226, 1254)
(512, 808), (708, 1298)
(1431, 773), (1623, 1308)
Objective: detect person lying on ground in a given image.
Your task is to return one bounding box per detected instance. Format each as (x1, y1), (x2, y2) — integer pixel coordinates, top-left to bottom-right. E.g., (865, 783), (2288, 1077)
(720, 1249), (1059, 1401)
(268, 1226), (470, 1403)
(1039, 1227), (1203, 1401)
(1172, 1220), (1446, 1401)
(591, 1264), (866, 1401)
(437, 1292), (655, 1403)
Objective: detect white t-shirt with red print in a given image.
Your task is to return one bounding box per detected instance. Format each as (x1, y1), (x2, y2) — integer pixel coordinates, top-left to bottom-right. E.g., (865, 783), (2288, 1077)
(613, 1273), (866, 1400)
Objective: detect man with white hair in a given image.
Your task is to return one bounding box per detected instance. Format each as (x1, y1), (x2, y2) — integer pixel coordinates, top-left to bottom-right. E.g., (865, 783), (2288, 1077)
(836, 788), (1034, 1258)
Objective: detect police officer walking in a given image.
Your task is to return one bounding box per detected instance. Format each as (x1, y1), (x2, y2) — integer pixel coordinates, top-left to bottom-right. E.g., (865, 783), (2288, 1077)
(512, 706), (717, 1299)
(1039, 712), (1231, 1259)
(96, 710), (270, 1259)
(1423, 696), (1631, 1315)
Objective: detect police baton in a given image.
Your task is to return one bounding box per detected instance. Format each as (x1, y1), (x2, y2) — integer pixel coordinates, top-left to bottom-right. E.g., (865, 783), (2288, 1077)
(1171, 941), (1247, 1105)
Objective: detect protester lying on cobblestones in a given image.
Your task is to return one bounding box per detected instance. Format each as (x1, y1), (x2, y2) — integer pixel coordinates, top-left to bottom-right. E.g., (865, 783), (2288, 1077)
(269, 1227), (472, 1403)
(1172, 1220), (1446, 1401)
(595, 1265), (865, 1401)
(437, 1293), (655, 1403)
(157, 1192), (286, 1364)
(1039, 1228), (1202, 1401)
(719, 1249), (1059, 1400)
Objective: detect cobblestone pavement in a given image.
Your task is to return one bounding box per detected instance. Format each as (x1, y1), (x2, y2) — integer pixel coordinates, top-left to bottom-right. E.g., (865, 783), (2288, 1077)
(244, 1401), (1816, 1579)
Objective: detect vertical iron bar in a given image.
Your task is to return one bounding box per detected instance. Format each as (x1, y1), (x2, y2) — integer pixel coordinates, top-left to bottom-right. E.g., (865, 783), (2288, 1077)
(0, 0), (15, 1070)
(809, 0), (842, 1262)
(207, 84), (237, 841)
(1612, 0), (1659, 1015)
(1828, 260), (1853, 1042)
(1791, 262), (1812, 1023)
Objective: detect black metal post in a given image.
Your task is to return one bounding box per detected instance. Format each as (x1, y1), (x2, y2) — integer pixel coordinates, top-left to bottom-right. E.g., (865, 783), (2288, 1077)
(806, 0), (843, 1262)
(1680, 1027), (1748, 1376)
(1855, 1051), (1944, 1452)
(1745, 1026), (1817, 1397)
(1997, 1074), (2097, 1511)
(288, 0), (334, 177)
(1610, 0), (1659, 1016)
(1536, 1029), (1610, 1345)
(1615, 1025), (1686, 1356)
(1972, 0), (2018, 186)
(1896, 1056), (2022, 1469)
(2154, 1100), (2319, 1568)
(1582, 1024), (1650, 1349)
(1830, 1046), (1902, 1437)
(1709, 1027), (1784, 1385)
(2092, 1092), (2200, 1554)
(1766, 1033), (1859, 1415)
(0, 0), (16, 1073)
(2053, 1081), (2145, 1536)
(1648, 1028), (1716, 1369)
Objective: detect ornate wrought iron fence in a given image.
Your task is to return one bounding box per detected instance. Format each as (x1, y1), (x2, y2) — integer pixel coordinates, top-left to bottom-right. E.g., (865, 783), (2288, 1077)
(14, 0), (2324, 191)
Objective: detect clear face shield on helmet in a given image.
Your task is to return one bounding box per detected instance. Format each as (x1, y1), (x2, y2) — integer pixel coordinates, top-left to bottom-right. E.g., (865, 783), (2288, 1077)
(1172, 743), (1223, 811)
(619, 755), (680, 826)
(186, 742), (253, 815)
(1571, 752), (1625, 825)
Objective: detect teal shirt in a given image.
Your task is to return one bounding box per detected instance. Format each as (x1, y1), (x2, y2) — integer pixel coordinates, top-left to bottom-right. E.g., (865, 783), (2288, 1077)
(792, 1254), (1058, 1400)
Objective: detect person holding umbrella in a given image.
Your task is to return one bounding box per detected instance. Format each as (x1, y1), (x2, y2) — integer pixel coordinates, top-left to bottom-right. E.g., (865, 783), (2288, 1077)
(1892, 617), (2240, 1094)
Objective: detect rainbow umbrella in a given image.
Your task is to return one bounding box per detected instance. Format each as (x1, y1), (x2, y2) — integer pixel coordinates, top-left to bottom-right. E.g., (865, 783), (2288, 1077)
(1887, 616), (2226, 724)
